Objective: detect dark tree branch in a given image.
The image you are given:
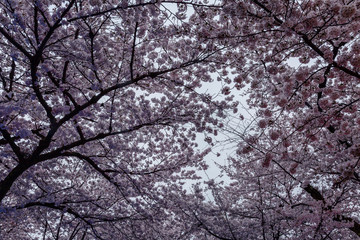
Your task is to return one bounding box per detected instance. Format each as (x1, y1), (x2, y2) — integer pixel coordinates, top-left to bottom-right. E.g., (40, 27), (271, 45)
(0, 27), (32, 59)
(0, 127), (24, 162)
(130, 22), (138, 82)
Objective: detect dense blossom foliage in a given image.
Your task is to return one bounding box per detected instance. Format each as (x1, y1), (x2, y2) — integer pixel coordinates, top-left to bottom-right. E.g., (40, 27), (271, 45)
(189, 0), (360, 239)
(0, 0), (235, 239)
(2, 0), (360, 239)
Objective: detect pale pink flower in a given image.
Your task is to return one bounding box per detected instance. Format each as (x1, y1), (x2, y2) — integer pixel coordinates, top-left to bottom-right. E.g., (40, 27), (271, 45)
(222, 86), (231, 95)
(270, 130), (280, 141)
(289, 163), (298, 174)
(341, 5), (356, 18)
(263, 153), (273, 167)
(258, 119), (267, 128)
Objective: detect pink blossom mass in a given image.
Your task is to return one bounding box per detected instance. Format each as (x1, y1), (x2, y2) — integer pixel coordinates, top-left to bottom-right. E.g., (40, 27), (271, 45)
(0, 0), (360, 239)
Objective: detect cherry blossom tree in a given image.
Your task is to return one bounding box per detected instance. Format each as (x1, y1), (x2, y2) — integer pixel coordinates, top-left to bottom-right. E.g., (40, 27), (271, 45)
(0, 0), (237, 239)
(189, 0), (360, 239)
(3, 0), (360, 239)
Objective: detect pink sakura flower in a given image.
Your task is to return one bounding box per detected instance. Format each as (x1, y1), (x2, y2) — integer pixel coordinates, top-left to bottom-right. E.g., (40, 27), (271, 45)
(328, 27), (341, 39)
(323, 88), (333, 94)
(281, 152), (289, 160)
(259, 102), (268, 108)
(289, 163), (299, 174)
(314, 75), (325, 84)
(250, 81), (259, 89)
(323, 50), (333, 63)
(222, 86), (231, 95)
(272, 88), (280, 96)
(204, 136), (212, 144)
(341, 5), (356, 18)
(338, 83), (346, 90)
(270, 130), (280, 141)
(341, 122), (349, 132)
(331, 4), (341, 14)
(246, 135), (258, 144)
(264, 109), (272, 118)
(344, 105), (356, 113)
(283, 140), (291, 148)
(277, 98), (287, 107)
(308, 134), (317, 142)
(295, 72), (306, 82)
(258, 119), (267, 128)
(350, 56), (360, 68)
(319, 98), (330, 109)
(351, 22), (360, 32)
(16, 129), (30, 138)
(235, 83), (242, 90)
(234, 75), (242, 83)
(263, 153), (273, 168)
(240, 146), (252, 154)
(267, 65), (278, 75)
(120, 0), (128, 8)
(326, 141), (335, 150)
(352, 43), (360, 54)
(299, 56), (310, 64)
